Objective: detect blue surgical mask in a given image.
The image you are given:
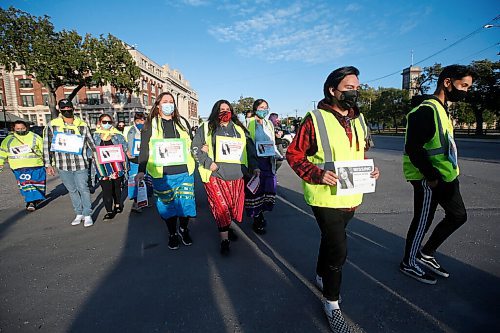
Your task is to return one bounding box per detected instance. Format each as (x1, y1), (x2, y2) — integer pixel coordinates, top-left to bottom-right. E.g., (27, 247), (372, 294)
(102, 123), (112, 130)
(256, 109), (269, 119)
(161, 103), (175, 115)
(136, 123), (144, 130)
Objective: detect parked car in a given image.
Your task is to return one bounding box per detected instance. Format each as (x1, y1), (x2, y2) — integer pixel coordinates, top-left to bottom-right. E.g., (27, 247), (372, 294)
(281, 129), (296, 149)
(0, 128), (8, 143)
(30, 126), (44, 137)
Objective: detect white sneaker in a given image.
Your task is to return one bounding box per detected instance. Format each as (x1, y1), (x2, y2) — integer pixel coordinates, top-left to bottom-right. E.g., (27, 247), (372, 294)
(83, 216), (94, 227)
(71, 215), (84, 226)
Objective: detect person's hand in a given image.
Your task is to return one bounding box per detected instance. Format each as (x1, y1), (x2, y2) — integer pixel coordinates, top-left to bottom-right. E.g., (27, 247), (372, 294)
(135, 172), (145, 184)
(321, 170), (338, 186)
(209, 162), (218, 171)
(370, 166), (380, 180)
(201, 144), (209, 153)
(253, 168), (261, 177)
(427, 179), (438, 188)
(46, 166), (55, 176)
(126, 151), (133, 159)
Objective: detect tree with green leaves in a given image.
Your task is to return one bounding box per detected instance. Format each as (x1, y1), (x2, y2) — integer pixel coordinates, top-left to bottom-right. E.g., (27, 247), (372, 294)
(231, 96), (254, 115)
(359, 84), (381, 132)
(415, 63), (442, 95)
(468, 59), (500, 135)
(0, 7), (141, 118)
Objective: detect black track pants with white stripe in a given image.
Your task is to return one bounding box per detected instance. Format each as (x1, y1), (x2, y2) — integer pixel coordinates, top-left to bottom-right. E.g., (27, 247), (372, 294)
(403, 178), (467, 266)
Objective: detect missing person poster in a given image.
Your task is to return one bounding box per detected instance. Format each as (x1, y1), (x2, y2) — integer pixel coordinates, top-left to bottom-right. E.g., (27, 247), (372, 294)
(334, 159), (376, 195)
(96, 145), (125, 164)
(137, 180), (148, 208)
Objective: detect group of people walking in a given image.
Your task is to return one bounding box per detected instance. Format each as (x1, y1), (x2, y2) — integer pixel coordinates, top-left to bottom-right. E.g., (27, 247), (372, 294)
(0, 64), (475, 333)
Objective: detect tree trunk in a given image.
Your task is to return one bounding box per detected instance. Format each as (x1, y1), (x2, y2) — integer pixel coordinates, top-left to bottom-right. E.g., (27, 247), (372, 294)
(48, 88), (58, 119)
(474, 108), (484, 136)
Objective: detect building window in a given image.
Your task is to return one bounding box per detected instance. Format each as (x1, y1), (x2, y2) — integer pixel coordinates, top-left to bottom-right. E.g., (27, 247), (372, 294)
(151, 96), (155, 106)
(21, 95), (35, 107)
(19, 79), (33, 88)
(115, 92), (128, 104)
(45, 113), (52, 124)
(0, 93), (3, 106)
(116, 112), (130, 123)
(143, 94), (148, 106)
(142, 80), (147, 90)
(86, 93), (101, 105)
(42, 94), (49, 106)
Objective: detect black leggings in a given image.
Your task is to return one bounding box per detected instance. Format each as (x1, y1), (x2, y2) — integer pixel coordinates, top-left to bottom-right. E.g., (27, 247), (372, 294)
(164, 216), (190, 235)
(100, 177), (123, 213)
(312, 206), (354, 302)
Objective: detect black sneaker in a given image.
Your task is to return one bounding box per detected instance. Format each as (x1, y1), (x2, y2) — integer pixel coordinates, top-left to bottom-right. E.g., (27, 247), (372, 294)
(26, 202), (36, 212)
(323, 301), (351, 333)
(179, 227), (193, 246)
(228, 227), (238, 241)
(417, 251), (450, 278)
(399, 261), (437, 284)
(252, 217), (266, 235)
(103, 212), (115, 220)
(168, 234), (180, 250)
(220, 239), (230, 255)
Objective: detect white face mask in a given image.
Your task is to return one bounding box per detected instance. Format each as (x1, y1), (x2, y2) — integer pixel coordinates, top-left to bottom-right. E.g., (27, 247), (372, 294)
(161, 103), (175, 115)
(101, 123), (112, 130)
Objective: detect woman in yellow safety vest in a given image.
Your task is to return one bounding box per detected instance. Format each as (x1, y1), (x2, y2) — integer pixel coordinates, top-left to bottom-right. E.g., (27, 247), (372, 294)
(191, 100), (259, 255)
(136, 92), (196, 250)
(0, 120), (46, 211)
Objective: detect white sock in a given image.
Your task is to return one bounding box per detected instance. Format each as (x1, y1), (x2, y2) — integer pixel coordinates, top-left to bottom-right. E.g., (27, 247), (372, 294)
(324, 299), (340, 311)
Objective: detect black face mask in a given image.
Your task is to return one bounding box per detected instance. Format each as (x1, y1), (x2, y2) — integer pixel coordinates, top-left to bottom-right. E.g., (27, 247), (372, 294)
(61, 109), (74, 118)
(15, 130), (28, 136)
(445, 82), (467, 102)
(336, 90), (359, 110)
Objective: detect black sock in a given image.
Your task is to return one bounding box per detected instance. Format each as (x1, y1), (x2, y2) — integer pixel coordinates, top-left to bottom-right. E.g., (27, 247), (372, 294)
(179, 217), (189, 231)
(164, 217), (177, 235)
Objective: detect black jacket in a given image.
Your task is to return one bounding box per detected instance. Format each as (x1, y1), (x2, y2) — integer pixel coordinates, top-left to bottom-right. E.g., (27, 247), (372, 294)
(405, 95), (447, 182)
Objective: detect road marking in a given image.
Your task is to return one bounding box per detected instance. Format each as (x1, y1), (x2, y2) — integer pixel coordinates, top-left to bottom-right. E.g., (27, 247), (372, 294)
(276, 195), (388, 250)
(275, 194), (453, 332)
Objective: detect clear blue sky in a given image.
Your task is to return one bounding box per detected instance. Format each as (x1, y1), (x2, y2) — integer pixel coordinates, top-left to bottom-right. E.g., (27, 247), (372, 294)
(3, 0), (499, 118)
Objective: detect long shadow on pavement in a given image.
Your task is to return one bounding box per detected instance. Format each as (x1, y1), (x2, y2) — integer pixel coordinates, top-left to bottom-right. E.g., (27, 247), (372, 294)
(65, 180), (499, 332)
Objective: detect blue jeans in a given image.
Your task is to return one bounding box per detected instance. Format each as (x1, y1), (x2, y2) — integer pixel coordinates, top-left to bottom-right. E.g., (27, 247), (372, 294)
(58, 168), (93, 216)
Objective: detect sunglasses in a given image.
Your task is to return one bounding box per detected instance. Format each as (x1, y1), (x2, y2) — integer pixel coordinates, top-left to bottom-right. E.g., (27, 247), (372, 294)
(101, 120), (113, 124)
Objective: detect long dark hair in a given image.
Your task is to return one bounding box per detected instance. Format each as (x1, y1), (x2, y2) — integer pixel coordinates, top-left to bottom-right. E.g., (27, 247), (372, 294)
(147, 92), (187, 132)
(252, 98), (268, 112)
(207, 99), (248, 135)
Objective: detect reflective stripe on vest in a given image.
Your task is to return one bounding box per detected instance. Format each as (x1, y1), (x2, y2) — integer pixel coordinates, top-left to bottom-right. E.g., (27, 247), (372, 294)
(197, 122), (248, 183)
(303, 109), (366, 208)
(1, 132), (43, 168)
(146, 117), (195, 178)
(403, 99), (458, 182)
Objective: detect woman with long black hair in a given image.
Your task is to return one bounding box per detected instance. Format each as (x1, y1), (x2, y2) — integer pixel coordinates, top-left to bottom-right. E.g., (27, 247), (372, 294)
(191, 100), (259, 255)
(136, 92), (196, 250)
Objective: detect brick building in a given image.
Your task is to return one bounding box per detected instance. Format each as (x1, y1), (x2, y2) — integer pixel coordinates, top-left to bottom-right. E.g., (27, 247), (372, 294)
(0, 44), (198, 129)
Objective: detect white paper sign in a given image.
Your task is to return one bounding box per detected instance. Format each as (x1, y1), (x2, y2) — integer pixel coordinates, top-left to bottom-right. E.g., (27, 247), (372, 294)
(132, 139), (141, 157)
(152, 139), (187, 166)
(96, 145), (125, 164)
(256, 140), (275, 157)
(334, 159), (376, 195)
(51, 132), (84, 155)
(10, 144), (31, 155)
(137, 180), (148, 208)
(215, 137), (245, 163)
(246, 174), (260, 194)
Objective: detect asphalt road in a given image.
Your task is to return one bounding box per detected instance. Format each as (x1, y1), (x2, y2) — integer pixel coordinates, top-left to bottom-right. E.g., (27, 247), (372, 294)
(0, 139), (499, 333)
